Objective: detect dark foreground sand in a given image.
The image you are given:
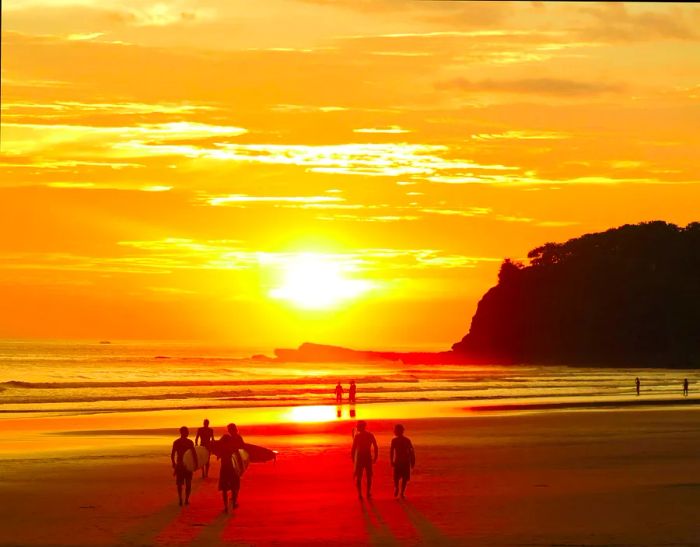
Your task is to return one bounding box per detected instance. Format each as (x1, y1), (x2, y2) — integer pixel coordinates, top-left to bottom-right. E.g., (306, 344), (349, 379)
(2, 408), (700, 546)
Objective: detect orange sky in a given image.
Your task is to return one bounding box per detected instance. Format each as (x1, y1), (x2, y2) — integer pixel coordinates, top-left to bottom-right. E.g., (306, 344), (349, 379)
(1, 1), (700, 349)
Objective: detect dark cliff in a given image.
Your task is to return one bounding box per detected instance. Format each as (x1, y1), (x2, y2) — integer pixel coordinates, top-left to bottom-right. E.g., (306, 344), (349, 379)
(452, 221), (700, 367)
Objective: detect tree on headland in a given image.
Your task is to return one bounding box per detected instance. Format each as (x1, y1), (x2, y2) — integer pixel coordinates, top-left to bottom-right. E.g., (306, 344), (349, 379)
(452, 221), (700, 367)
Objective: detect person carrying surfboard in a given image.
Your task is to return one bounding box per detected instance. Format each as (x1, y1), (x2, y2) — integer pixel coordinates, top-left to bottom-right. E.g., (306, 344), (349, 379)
(217, 423), (246, 512)
(171, 426), (197, 507)
(351, 420), (378, 500)
(195, 419), (214, 479)
(390, 423), (415, 499)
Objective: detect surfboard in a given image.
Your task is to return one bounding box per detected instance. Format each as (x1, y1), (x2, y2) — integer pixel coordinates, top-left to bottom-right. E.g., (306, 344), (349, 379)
(232, 448), (250, 477)
(209, 439), (275, 464)
(182, 445), (209, 472)
(244, 443), (277, 463)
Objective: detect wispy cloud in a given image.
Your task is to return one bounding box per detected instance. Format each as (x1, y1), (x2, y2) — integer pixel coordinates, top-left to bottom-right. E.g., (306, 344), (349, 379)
(353, 126), (412, 134)
(113, 239), (502, 273)
(3, 121), (247, 156)
(1, 101), (216, 115)
(113, 141), (519, 178)
(45, 182), (172, 191)
(471, 130), (568, 141)
(205, 195), (345, 206)
(425, 173), (672, 186)
(66, 32), (104, 41)
(437, 77), (624, 96)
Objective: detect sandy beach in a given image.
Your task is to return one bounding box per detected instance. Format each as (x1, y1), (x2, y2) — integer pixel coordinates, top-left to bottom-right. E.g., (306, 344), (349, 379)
(2, 407), (700, 546)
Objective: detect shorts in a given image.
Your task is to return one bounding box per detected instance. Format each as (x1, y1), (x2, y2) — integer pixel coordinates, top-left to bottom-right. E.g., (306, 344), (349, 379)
(175, 463), (192, 486)
(355, 456), (373, 478)
(393, 463), (410, 482)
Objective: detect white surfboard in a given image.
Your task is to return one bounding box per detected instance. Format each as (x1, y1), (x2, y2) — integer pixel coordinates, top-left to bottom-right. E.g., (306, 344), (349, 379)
(232, 448), (250, 477)
(183, 445), (209, 472)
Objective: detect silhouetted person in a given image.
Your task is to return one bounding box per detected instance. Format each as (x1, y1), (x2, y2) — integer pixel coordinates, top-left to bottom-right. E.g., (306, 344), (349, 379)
(171, 426), (197, 507)
(683, 378), (689, 397)
(390, 424), (415, 499)
(195, 418), (214, 478)
(635, 377), (640, 396)
(351, 420), (378, 500)
(349, 380), (357, 404)
(335, 382), (344, 404)
(217, 423), (245, 512)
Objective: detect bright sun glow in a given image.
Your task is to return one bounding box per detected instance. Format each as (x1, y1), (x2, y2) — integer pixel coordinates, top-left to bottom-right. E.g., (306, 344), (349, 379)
(269, 254), (373, 309)
(286, 405), (339, 423)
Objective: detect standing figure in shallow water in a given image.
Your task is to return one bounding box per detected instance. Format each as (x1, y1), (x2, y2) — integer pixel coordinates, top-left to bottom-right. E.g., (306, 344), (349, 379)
(335, 382), (344, 404)
(683, 378), (689, 397)
(349, 380), (357, 404)
(635, 377), (640, 396)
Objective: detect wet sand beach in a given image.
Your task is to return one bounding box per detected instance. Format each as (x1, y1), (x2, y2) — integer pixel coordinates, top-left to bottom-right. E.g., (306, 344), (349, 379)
(2, 407), (700, 546)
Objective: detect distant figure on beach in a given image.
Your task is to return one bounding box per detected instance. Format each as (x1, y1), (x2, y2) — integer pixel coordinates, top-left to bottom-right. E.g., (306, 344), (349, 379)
(349, 380), (357, 404)
(171, 426), (197, 507)
(351, 420), (378, 500)
(635, 377), (640, 396)
(390, 424), (415, 499)
(217, 423), (245, 512)
(335, 382), (344, 404)
(195, 419), (214, 478)
(683, 378), (689, 397)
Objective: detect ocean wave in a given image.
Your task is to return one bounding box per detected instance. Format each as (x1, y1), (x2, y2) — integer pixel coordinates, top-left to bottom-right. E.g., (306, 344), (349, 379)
(0, 375), (416, 390)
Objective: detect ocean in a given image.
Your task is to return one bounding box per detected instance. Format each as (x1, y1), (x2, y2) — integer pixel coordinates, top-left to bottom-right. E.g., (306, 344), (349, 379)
(1, 340), (695, 418)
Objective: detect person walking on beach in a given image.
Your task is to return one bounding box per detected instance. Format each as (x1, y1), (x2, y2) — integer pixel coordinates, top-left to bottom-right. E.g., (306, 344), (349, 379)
(683, 378), (689, 397)
(217, 423), (246, 512)
(195, 418), (214, 478)
(335, 382), (344, 404)
(390, 424), (415, 499)
(351, 420), (378, 500)
(349, 380), (357, 404)
(636, 377), (641, 396)
(171, 426), (197, 507)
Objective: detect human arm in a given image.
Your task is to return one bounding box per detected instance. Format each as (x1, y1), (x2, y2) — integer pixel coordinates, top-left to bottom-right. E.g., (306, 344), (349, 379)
(409, 440), (415, 469)
(171, 442), (176, 468)
(194, 430), (200, 446)
(390, 439), (396, 467)
(351, 435), (357, 461)
(372, 434), (378, 463)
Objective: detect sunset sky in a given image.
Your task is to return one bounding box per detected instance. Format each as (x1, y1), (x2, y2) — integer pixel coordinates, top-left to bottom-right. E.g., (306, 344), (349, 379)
(2, 1), (700, 349)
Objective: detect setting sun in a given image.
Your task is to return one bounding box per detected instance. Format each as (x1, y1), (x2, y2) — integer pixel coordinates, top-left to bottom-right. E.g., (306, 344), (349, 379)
(269, 254), (374, 310)
(286, 405), (339, 423)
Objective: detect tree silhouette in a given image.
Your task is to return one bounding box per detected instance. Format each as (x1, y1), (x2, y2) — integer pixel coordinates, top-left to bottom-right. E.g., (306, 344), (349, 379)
(452, 221), (700, 367)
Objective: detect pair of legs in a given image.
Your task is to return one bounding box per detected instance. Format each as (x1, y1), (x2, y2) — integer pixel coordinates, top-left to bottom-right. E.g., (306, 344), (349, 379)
(221, 475), (240, 512)
(176, 468), (193, 506)
(393, 466), (410, 498)
(201, 454), (210, 478)
(356, 462), (373, 500)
